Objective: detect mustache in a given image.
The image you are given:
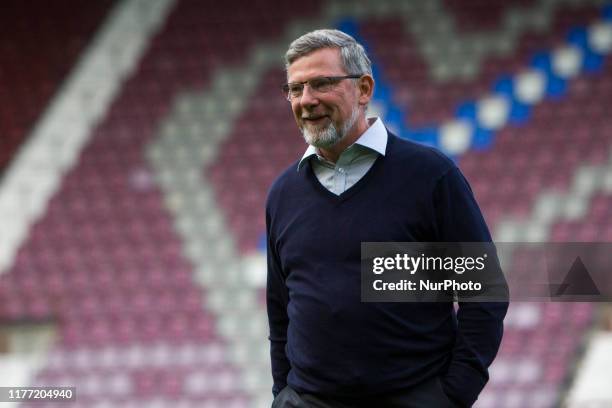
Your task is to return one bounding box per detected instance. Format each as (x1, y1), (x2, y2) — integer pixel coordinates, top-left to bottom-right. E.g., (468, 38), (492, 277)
(301, 110), (329, 119)
(301, 114), (329, 120)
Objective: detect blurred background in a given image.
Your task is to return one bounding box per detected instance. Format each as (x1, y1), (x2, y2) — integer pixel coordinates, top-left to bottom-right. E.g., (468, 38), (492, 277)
(1, 0), (612, 407)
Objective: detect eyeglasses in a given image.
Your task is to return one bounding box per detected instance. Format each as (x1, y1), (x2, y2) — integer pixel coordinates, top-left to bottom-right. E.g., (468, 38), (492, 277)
(282, 75), (363, 101)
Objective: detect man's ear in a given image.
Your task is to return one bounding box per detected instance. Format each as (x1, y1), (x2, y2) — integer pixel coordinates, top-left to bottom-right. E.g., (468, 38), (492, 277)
(358, 75), (375, 106)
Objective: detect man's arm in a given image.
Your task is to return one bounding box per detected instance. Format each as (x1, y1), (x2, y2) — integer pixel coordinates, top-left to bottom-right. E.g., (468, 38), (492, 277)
(432, 166), (509, 407)
(266, 209), (291, 397)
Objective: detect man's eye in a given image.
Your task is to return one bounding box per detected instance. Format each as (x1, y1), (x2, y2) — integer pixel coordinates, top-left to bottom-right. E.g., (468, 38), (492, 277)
(288, 85), (303, 95)
(310, 78), (332, 91)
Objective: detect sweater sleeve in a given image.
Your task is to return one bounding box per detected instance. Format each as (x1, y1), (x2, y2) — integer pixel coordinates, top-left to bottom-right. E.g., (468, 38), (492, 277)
(265, 207), (291, 397)
(432, 166), (509, 407)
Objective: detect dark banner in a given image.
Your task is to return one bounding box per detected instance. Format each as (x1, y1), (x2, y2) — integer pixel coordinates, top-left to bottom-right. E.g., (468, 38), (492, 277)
(361, 242), (612, 302)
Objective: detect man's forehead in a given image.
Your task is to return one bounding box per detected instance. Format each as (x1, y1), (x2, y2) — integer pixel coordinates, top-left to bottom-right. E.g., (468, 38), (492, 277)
(287, 47), (345, 81)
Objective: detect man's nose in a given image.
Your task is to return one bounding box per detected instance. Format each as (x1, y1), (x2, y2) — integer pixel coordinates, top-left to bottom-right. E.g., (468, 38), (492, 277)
(298, 85), (319, 107)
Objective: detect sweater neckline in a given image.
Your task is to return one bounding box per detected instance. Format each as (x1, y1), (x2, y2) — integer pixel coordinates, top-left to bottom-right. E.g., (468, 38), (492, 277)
(302, 134), (394, 203)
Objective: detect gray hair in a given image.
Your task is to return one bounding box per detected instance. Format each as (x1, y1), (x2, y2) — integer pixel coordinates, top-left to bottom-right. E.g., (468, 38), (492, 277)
(285, 29), (372, 77)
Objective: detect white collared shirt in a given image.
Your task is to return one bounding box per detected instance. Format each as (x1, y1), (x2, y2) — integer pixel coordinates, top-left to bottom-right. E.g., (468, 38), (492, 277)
(298, 117), (388, 195)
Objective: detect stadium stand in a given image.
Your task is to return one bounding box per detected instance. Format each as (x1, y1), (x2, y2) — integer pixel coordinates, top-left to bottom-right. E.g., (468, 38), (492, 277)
(0, 0), (116, 174)
(0, 0), (611, 407)
(360, 5), (602, 126)
(443, 0), (538, 32)
(552, 193), (612, 241)
(460, 50), (612, 227)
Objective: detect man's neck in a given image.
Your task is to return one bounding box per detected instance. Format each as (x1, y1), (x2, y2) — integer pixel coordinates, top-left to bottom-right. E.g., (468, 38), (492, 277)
(318, 117), (369, 163)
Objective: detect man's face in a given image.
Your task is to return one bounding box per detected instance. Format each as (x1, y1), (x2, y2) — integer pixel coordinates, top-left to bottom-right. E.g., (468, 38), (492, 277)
(287, 48), (361, 149)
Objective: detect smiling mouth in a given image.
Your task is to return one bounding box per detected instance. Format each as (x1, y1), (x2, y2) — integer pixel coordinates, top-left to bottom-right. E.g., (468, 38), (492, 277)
(302, 115), (329, 125)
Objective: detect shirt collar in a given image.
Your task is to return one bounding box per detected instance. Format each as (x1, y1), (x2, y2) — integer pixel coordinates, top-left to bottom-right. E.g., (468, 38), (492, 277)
(297, 117), (388, 171)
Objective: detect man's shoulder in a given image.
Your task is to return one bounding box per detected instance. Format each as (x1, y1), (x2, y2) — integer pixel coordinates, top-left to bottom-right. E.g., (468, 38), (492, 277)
(386, 133), (455, 177)
(266, 158), (302, 206)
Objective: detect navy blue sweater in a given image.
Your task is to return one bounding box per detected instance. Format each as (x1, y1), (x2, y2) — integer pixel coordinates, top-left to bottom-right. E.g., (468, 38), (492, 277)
(266, 134), (508, 407)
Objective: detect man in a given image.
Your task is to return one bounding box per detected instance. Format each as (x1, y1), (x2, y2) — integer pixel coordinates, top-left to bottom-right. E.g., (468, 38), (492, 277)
(266, 29), (508, 408)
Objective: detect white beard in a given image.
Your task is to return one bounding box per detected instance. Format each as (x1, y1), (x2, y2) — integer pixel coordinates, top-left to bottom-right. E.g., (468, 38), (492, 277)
(301, 107), (360, 149)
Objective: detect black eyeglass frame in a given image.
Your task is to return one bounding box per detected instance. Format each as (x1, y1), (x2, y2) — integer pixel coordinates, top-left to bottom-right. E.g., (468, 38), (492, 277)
(282, 75), (363, 101)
